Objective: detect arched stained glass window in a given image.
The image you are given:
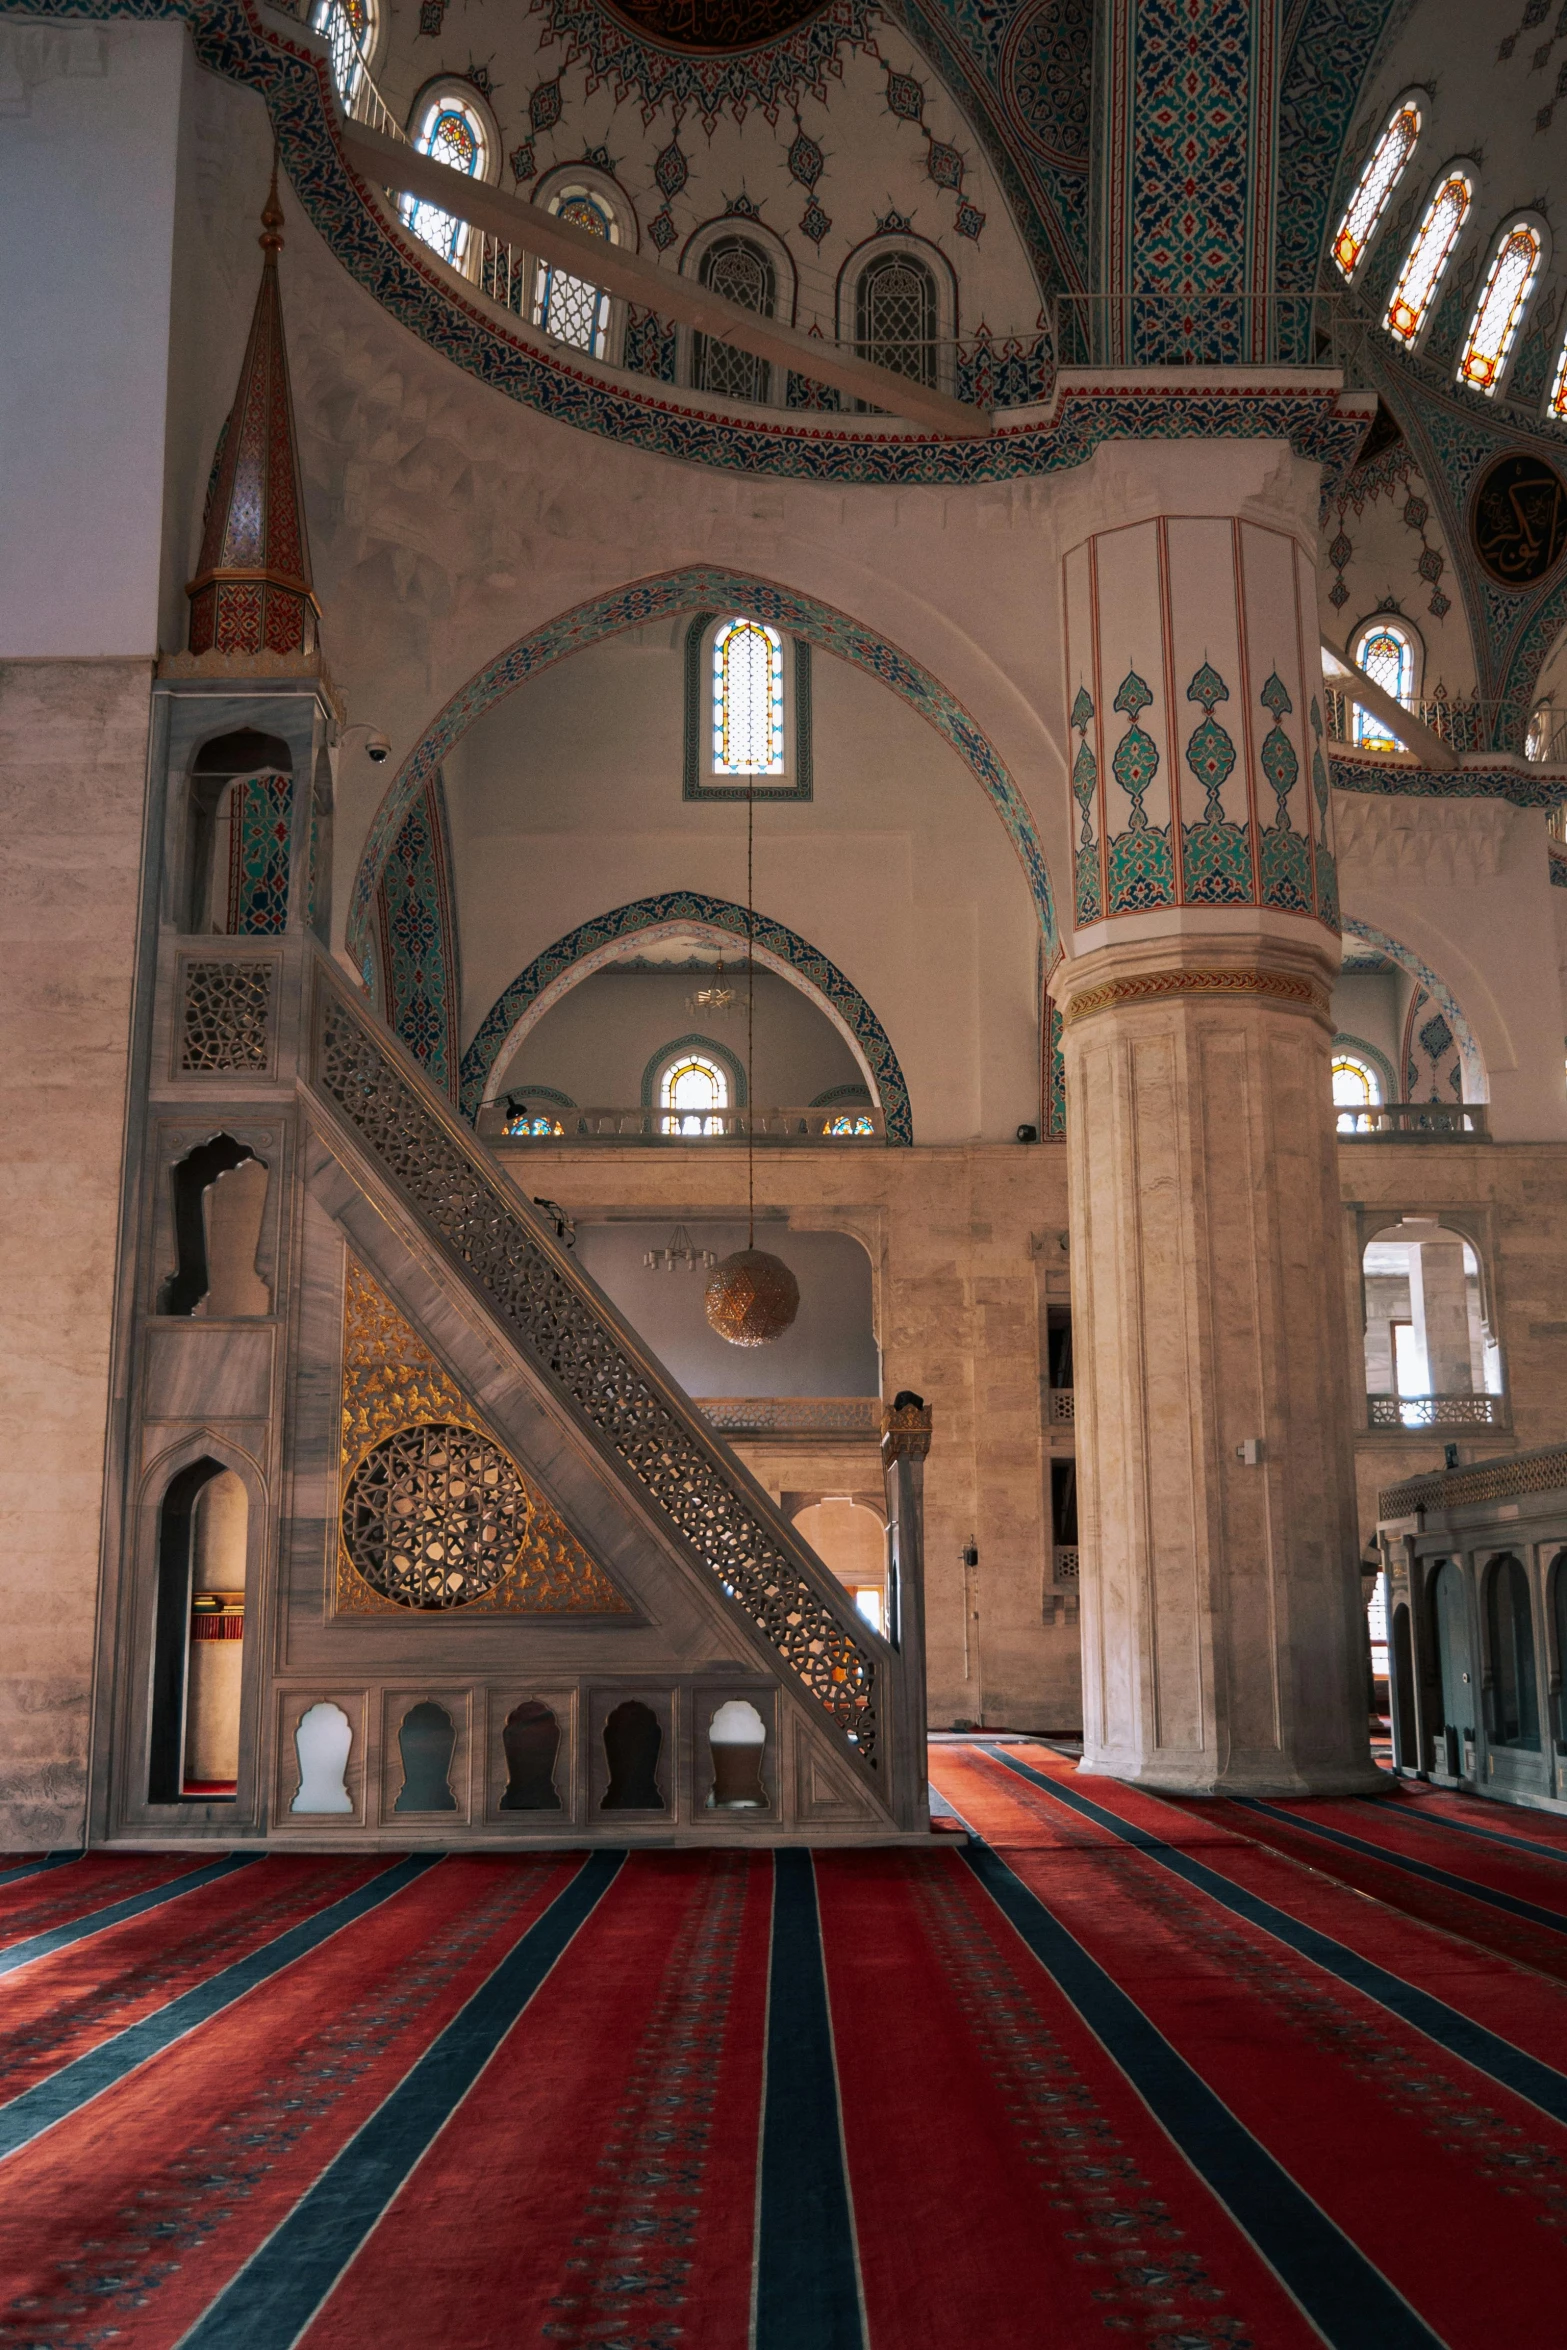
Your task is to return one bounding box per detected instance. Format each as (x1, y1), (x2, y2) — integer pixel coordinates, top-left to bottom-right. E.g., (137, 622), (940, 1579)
(712, 618), (785, 776)
(695, 238), (775, 404)
(1458, 222), (1544, 396)
(535, 191), (613, 357)
(312, 0), (373, 104)
(1352, 621), (1415, 749)
(1385, 172), (1471, 345)
(1333, 1054), (1382, 1132)
(1333, 99), (1421, 280)
(857, 253), (937, 385)
(401, 96), (485, 266)
(660, 1054), (729, 1136)
(1550, 329), (1567, 421)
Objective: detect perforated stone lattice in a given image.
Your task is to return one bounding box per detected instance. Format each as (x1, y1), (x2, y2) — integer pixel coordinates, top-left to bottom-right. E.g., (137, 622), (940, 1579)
(180, 960), (273, 1073)
(315, 984), (881, 1763)
(342, 1421), (522, 1607)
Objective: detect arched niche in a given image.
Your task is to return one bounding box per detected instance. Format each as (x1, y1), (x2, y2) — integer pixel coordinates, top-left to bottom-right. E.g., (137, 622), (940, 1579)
(158, 1135), (271, 1318)
(791, 1496), (888, 1636)
(466, 901), (911, 1142)
(147, 1455), (251, 1804)
(184, 729), (295, 937)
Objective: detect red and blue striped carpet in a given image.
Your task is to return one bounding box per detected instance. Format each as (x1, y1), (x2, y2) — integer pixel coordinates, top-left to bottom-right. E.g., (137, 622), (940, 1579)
(2, 1740), (1565, 2346)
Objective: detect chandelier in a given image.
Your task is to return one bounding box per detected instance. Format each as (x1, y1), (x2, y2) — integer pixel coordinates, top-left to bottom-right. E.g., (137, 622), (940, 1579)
(686, 954), (736, 1018)
(643, 1224), (717, 1274)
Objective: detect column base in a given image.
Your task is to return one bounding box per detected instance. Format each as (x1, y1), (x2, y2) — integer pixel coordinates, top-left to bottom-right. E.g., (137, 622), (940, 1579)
(1078, 1750), (1391, 1800)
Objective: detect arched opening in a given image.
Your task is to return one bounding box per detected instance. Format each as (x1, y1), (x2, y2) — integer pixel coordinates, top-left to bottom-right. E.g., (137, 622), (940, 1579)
(158, 1135), (270, 1317)
(601, 1699), (664, 1810)
(393, 1700), (458, 1812)
(707, 1699), (768, 1809)
(1430, 1558), (1475, 1778)
(659, 1047), (731, 1135)
(148, 1459), (248, 1803)
(695, 238), (776, 403)
(1485, 1555), (1540, 1752)
(501, 1700), (563, 1810)
(1360, 1219), (1502, 1430)
(792, 1497), (888, 1635)
(1551, 1553), (1567, 1756)
(186, 730), (294, 936)
(292, 1700), (354, 1814)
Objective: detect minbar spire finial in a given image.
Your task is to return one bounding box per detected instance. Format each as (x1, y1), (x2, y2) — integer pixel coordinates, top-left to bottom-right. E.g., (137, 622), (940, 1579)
(185, 153), (319, 663)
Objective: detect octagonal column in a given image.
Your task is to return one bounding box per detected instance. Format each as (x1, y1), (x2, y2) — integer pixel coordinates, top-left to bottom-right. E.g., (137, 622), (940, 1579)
(1055, 449), (1379, 1795)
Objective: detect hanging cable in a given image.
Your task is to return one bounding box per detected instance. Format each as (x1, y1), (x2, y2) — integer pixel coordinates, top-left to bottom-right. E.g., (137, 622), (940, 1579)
(746, 773), (756, 1249)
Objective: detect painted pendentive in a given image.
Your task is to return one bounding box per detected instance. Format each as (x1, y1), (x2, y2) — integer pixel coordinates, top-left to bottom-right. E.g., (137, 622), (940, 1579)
(1064, 518), (1338, 934)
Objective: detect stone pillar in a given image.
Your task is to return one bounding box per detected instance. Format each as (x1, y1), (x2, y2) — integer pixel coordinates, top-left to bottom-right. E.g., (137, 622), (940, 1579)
(1411, 1233), (1472, 1396)
(1054, 446), (1379, 1795)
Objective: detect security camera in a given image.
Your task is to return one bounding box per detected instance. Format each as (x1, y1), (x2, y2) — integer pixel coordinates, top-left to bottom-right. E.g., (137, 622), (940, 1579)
(339, 723), (391, 764)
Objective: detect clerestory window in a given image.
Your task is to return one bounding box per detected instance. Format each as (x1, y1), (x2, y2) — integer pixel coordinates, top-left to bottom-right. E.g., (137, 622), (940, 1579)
(1458, 220), (1544, 397)
(1332, 97), (1421, 280)
(695, 238), (775, 404)
(401, 92), (487, 267)
(534, 187), (616, 358)
(1385, 170), (1472, 345)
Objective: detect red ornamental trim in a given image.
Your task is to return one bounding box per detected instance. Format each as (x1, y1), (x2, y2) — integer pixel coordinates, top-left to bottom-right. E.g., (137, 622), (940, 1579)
(189, 1610), (246, 1640)
(1063, 968), (1328, 1024)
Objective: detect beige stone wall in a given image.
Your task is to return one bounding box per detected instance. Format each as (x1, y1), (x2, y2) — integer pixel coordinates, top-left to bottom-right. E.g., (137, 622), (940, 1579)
(498, 1140), (1081, 1733)
(0, 659), (152, 1842)
(1341, 1139), (1567, 1542)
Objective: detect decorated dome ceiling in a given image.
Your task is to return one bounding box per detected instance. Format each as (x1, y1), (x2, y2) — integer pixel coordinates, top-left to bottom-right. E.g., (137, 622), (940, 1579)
(600, 0), (834, 50)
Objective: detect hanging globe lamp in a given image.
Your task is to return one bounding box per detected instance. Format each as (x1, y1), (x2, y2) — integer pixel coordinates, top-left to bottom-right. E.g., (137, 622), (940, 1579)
(704, 1246), (800, 1347)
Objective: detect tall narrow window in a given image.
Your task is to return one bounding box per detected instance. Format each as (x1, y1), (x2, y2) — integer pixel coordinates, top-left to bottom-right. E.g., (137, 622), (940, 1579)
(1333, 99), (1421, 279)
(695, 237), (775, 404)
(712, 618), (785, 775)
(857, 252), (937, 384)
(311, 0), (373, 105)
(534, 190), (614, 357)
(1550, 328), (1567, 420)
(401, 96), (485, 266)
(1385, 172), (1471, 344)
(1458, 222), (1544, 395)
(1333, 1053), (1382, 1131)
(1352, 621), (1415, 748)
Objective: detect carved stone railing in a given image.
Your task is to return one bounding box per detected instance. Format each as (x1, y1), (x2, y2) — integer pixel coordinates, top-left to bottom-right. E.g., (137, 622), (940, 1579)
(306, 958), (888, 1771)
(1047, 1387), (1075, 1424)
(478, 1104), (885, 1144)
(1381, 1443), (1567, 1523)
(697, 1397), (880, 1437)
(1336, 1102), (1488, 1141)
(1368, 1394), (1506, 1431)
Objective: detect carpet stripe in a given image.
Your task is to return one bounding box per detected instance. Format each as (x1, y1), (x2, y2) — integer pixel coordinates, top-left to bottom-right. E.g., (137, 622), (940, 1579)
(979, 1746), (1567, 2132)
(0, 1855), (439, 2163)
(0, 1852), (82, 1889)
(1375, 1798), (1567, 1868)
(1239, 1799), (1567, 1932)
(174, 1850), (624, 2350)
(958, 1835), (1444, 2350)
(0, 1854), (259, 1979)
(752, 1851), (865, 2350)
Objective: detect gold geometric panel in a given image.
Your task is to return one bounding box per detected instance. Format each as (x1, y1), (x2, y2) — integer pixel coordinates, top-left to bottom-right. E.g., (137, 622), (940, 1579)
(336, 1259), (633, 1617)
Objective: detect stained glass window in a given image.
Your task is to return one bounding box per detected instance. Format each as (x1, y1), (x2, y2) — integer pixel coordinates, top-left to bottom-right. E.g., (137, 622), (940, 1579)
(1333, 1055), (1381, 1132)
(535, 193), (613, 357)
(1352, 622), (1415, 749)
(1384, 173), (1471, 345)
(401, 98), (484, 266)
(1458, 222), (1544, 395)
(1332, 100), (1420, 280)
(660, 1055), (728, 1137)
(857, 253), (937, 385)
(695, 238), (774, 404)
(312, 0), (372, 104)
(823, 1114), (876, 1136)
(712, 618), (785, 775)
(1551, 329), (1567, 420)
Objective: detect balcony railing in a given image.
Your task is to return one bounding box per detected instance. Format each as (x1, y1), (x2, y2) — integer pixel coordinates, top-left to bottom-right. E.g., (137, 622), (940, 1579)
(1324, 685), (1567, 764)
(696, 1398), (881, 1438)
(479, 1104), (885, 1145)
(1336, 1103), (1488, 1141)
(1368, 1395), (1506, 1431)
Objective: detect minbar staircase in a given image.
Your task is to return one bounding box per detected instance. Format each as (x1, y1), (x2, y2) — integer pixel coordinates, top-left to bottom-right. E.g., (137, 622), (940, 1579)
(96, 932), (930, 1847)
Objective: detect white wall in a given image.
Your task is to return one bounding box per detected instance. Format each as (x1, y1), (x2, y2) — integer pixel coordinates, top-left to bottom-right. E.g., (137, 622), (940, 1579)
(448, 627), (1042, 1142)
(0, 20), (188, 657)
(501, 968), (862, 1108)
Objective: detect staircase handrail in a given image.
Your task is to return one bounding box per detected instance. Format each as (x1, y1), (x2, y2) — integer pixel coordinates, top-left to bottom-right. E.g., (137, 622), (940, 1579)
(302, 947), (890, 1775)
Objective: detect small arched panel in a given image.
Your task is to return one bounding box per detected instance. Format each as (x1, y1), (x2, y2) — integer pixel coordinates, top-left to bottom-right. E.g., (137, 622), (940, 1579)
(148, 1459), (248, 1803)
